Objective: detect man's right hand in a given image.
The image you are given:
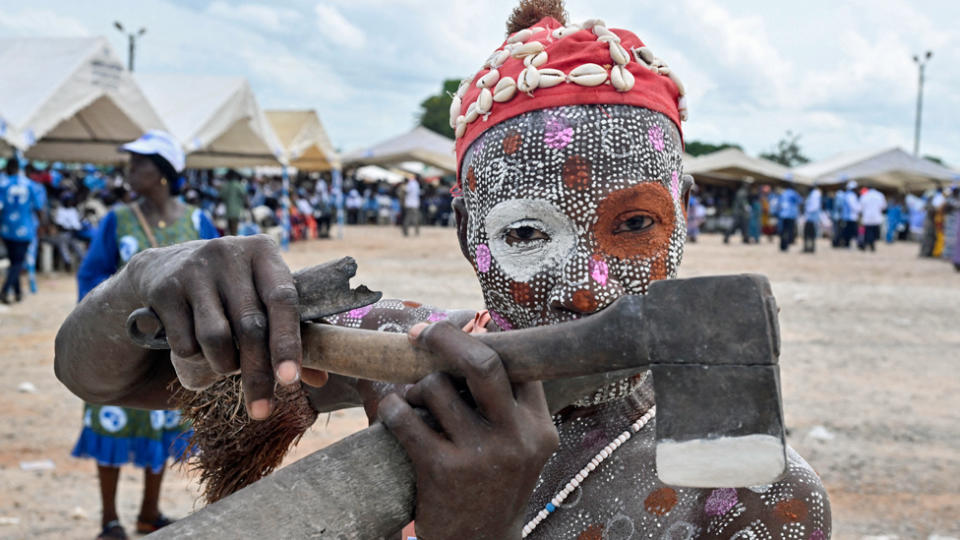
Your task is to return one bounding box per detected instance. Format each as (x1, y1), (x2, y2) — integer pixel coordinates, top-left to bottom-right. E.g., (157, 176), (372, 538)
(124, 235), (307, 419)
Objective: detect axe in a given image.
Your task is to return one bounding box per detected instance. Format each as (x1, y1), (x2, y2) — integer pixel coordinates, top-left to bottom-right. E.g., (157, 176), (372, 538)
(128, 258), (786, 538)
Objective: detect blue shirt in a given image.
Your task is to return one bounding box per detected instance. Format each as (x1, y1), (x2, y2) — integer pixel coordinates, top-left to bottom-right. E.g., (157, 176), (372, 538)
(775, 188), (802, 220)
(0, 173), (44, 242)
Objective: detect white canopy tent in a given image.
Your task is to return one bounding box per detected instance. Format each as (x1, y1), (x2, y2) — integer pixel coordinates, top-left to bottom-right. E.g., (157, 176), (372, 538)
(354, 165), (406, 184)
(792, 147), (958, 192)
(684, 147), (807, 187)
(0, 37), (165, 163)
(342, 126), (455, 174)
(137, 73), (285, 168)
(265, 109), (339, 171)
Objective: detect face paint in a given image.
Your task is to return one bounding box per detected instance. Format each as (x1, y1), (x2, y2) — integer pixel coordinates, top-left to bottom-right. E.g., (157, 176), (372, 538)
(460, 104), (688, 330)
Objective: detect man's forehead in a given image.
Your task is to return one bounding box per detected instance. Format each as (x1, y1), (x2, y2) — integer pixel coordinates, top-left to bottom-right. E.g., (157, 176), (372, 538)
(461, 105), (682, 210)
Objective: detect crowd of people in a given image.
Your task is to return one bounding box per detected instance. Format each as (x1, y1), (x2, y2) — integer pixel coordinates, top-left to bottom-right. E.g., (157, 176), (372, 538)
(0, 154), (458, 304)
(687, 179), (960, 268)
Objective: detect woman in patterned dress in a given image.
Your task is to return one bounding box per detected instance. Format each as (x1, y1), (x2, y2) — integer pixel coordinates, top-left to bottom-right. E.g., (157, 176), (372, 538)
(56, 3), (831, 538)
(69, 131), (218, 540)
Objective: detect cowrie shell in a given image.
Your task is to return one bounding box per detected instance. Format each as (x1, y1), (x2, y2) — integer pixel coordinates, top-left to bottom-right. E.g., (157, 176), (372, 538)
(455, 115), (466, 138)
(668, 70), (686, 96)
(678, 96), (689, 121)
(609, 41), (630, 66)
(511, 41), (545, 58)
(491, 49), (510, 69)
(476, 88), (493, 114)
(476, 69), (500, 89)
(465, 102), (479, 123)
(552, 25), (581, 39)
(537, 68), (565, 88)
(529, 26), (545, 34)
(634, 46), (656, 65)
(517, 67), (540, 93)
(493, 76), (517, 102)
(597, 34), (621, 44)
(610, 65), (635, 92)
(581, 18), (605, 29)
(656, 66), (671, 76)
(593, 26), (616, 39)
(456, 78), (471, 98)
(524, 51), (548, 68)
(568, 63), (607, 86)
(507, 28), (532, 43)
(448, 95), (462, 128)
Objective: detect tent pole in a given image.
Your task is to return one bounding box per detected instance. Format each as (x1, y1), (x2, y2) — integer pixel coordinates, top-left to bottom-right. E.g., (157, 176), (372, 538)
(281, 165), (291, 251)
(333, 167), (345, 239)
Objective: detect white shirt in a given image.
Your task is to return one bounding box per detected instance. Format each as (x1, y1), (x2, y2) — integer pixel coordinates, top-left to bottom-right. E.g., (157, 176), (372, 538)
(404, 179), (421, 209)
(54, 207), (82, 230)
(804, 188), (821, 217)
(859, 189), (887, 226)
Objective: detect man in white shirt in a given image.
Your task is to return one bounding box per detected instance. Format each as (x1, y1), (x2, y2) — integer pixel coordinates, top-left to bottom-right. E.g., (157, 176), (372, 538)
(859, 187), (887, 252)
(402, 176), (421, 237)
(802, 186), (822, 253)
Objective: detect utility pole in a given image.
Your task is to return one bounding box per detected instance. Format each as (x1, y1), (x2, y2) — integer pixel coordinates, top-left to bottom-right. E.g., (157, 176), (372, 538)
(113, 21), (146, 72)
(912, 50), (932, 157)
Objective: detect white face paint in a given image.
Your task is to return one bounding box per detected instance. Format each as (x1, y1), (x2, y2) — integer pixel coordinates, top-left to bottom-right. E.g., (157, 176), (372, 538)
(484, 199), (577, 282)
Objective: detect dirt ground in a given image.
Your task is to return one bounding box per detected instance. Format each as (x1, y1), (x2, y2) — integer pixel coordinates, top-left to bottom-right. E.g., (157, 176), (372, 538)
(1, 227), (957, 539)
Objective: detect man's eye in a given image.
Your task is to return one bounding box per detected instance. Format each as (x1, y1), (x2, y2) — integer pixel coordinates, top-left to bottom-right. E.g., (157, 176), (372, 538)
(505, 226), (549, 246)
(613, 215), (655, 234)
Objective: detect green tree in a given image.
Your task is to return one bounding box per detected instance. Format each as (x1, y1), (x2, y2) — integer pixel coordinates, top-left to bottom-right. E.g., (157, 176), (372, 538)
(760, 131), (810, 167)
(418, 79), (462, 139)
(685, 140), (743, 157)
(923, 155), (944, 166)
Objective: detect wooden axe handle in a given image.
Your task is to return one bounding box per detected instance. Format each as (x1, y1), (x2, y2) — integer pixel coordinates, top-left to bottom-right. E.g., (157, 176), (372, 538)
(301, 295), (643, 383)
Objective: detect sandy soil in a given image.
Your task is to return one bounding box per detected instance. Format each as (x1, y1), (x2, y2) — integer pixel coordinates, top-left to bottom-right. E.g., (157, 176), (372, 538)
(1, 227), (957, 539)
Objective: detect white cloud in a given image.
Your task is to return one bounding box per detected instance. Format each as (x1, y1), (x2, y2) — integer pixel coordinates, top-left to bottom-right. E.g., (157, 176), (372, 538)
(206, 1), (298, 32)
(0, 7), (90, 36)
(314, 3), (366, 49)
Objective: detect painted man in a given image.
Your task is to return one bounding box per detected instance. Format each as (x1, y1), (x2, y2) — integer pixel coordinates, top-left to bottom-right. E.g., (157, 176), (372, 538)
(55, 2), (831, 538)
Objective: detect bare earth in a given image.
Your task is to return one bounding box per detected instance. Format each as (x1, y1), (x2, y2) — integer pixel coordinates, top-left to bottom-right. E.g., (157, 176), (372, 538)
(1, 227), (957, 539)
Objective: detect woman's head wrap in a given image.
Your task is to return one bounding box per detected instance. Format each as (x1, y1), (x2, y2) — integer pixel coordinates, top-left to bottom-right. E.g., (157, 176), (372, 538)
(451, 16), (687, 177)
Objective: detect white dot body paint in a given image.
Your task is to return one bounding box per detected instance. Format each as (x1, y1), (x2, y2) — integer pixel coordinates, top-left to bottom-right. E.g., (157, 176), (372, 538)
(484, 199), (577, 282)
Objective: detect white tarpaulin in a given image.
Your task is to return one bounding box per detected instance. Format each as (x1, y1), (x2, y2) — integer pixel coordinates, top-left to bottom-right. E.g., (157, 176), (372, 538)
(138, 73), (285, 168)
(792, 147), (959, 192)
(342, 126), (455, 173)
(0, 37), (165, 163)
(684, 147), (807, 186)
(265, 109), (339, 171)
(355, 165), (406, 184)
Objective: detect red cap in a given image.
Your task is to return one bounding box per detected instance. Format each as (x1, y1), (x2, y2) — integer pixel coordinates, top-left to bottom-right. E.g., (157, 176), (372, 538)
(452, 16), (686, 173)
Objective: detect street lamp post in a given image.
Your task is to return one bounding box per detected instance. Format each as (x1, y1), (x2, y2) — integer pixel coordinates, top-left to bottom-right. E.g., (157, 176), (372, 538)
(912, 50), (932, 157)
(113, 21), (147, 72)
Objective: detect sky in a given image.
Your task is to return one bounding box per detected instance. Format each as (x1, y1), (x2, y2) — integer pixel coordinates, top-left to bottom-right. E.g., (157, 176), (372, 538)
(1, 0), (958, 167)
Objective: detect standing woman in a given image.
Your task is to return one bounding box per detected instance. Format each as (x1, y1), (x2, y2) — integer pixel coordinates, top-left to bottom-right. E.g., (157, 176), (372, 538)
(71, 131), (218, 540)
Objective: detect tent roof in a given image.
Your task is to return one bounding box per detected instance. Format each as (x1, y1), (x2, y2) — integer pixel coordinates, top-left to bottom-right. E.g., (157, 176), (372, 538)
(684, 147), (806, 186)
(265, 109), (340, 171)
(137, 73), (285, 168)
(342, 126), (455, 173)
(792, 146), (959, 191)
(0, 37), (166, 163)
(355, 164), (406, 184)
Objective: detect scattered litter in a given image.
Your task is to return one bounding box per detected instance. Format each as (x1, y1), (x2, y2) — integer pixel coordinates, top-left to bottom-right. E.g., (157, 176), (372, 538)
(19, 459), (55, 471)
(863, 536), (898, 540)
(17, 382), (37, 393)
(70, 506), (88, 520)
(0, 517), (20, 526)
(808, 425), (835, 441)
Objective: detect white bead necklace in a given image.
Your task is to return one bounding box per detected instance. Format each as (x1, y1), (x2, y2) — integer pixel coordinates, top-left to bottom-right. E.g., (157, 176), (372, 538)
(521, 405), (656, 538)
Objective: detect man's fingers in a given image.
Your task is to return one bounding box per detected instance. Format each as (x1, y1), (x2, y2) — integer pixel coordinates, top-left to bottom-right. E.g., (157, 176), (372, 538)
(189, 280), (237, 375)
(252, 246), (301, 386)
(170, 351), (220, 391)
(404, 373), (481, 444)
(416, 321), (515, 426)
(378, 393), (449, 466)
(513, 380), (550, 416)
(219, 273), (273, 420)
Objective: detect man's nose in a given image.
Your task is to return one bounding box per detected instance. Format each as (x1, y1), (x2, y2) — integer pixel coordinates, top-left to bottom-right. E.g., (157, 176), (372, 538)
(548, 255), (624, 316)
